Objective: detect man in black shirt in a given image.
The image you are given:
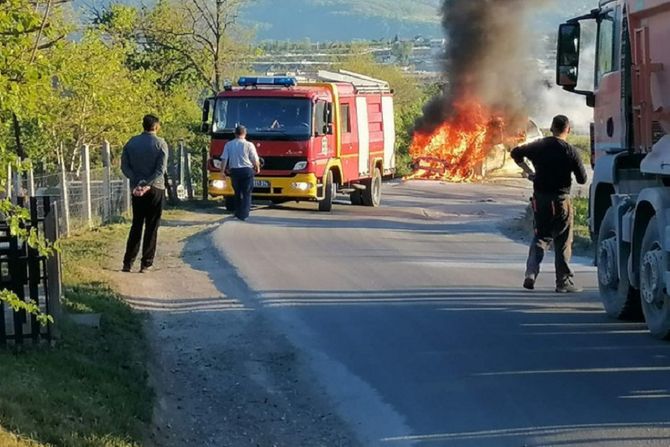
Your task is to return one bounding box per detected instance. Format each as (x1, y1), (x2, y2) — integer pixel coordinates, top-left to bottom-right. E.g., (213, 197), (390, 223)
(511, 115), (588, 293)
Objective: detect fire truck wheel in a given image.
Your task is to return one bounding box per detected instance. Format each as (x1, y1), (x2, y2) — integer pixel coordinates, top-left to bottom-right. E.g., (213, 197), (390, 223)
(224, 196), (236, 212)
(639, 216), (670, 339)
(362, 168), (382, 207)
(597, 207), (641, 320)
(350, 191), (363, 206)
(318, 170), (334, 212)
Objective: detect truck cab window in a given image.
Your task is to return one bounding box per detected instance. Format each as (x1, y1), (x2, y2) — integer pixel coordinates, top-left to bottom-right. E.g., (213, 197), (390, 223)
(340, 104), (351, 134)
(314, 100), (329, 136)
(596, 11), (615, 85)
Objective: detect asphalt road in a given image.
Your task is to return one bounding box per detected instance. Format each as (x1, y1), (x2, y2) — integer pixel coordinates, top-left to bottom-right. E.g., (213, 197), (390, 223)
(199, 180), (670, 447)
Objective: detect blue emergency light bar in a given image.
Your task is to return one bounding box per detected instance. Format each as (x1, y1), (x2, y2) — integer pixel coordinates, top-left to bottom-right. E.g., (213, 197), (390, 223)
(237, 76), (298, 87)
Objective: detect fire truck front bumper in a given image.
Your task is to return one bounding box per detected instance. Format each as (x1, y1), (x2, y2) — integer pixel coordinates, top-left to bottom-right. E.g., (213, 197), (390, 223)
(209, 173), (319, 200)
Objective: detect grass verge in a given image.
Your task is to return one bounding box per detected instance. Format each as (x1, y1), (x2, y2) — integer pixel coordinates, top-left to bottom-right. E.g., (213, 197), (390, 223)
(0, 224), (152, 447)
(504, 196), (593, 257)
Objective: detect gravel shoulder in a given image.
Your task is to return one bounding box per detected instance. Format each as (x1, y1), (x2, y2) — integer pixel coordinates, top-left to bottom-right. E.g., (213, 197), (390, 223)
(106, 207), (360, 447)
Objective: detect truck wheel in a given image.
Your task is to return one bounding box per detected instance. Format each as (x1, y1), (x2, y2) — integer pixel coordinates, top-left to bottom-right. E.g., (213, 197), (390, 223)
(597, 207), (641, 320)
(318, 170), (334, 212)
(224, 196), (236, 212)
(362, 167), (382, 207)
(639, 216), (670, 339)
(350, 190), (363, 206)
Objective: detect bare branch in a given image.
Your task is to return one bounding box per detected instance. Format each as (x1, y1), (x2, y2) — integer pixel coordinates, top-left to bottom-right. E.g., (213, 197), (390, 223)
(188, 0), (217, 37)
(36, 33), (65, 50)
(147, 38), (214, 91)
(0, 24), (48, 35)
(30, 0), (53, 63)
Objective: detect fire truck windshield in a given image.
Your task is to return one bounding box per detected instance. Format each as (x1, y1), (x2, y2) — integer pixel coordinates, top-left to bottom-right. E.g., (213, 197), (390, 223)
(213, 97), (312, 140)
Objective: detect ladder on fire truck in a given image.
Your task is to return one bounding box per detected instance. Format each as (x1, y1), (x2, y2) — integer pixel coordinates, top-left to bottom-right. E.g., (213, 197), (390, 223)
(313, 69), (391, 93)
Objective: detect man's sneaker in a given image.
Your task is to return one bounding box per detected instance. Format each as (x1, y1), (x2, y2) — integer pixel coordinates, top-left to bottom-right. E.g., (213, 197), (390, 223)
(523, 276), (536, 290)
(556, 281), (583, 293)
(140, 265), (155, 274)
(122, 265), (132, 273)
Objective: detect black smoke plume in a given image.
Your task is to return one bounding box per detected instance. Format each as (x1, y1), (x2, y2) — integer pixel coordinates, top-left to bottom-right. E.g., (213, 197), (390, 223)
(414, 0), (546, 134)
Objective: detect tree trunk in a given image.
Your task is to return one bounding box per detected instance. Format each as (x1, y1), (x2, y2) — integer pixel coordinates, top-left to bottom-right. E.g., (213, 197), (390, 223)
(11, 113), (26, 160)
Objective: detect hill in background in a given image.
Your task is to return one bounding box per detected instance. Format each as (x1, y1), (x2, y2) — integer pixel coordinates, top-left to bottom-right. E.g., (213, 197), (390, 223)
(243, 0), (592, 41)
(242, 0), (442, 41)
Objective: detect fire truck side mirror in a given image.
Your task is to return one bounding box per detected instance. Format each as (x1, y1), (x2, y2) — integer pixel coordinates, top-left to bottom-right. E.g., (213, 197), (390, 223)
(201, 98), (213, 134)
(556, 23), (581, 89)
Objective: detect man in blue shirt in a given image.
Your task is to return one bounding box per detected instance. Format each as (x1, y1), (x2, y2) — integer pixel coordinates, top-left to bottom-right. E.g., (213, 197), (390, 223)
(220, 126), (261, 221)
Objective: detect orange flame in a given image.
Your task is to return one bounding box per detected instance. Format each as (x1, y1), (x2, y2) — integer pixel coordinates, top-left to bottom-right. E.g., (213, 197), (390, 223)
(408, 99), (505, 182)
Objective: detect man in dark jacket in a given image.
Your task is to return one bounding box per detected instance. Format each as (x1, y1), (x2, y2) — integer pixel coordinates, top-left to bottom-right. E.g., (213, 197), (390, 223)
(511, 115), (588, 293)
(121, 114), (168, 273)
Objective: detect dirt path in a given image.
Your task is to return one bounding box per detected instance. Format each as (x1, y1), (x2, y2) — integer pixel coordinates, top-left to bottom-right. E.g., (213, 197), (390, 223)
(106, 208), (360, 447)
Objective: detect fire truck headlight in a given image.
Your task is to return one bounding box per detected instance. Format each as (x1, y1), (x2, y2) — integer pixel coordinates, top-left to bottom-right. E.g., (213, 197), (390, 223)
(212, 179), (226, 190)
(291, 182), (312, 191)
(292, 161), (308, 171)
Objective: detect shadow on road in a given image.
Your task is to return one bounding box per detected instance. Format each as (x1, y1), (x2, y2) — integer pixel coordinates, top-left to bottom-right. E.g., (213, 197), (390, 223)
(177, 219), (670, 447)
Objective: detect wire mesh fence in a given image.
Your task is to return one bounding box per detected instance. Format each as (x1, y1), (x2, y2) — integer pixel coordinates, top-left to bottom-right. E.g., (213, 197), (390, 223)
(5, 142), (205, 237)
(29, 168), (130, 237)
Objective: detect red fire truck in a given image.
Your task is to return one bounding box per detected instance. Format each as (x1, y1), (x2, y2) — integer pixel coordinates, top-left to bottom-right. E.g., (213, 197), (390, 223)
(556, 0), (670, 338)
(201, 71), (396, 212)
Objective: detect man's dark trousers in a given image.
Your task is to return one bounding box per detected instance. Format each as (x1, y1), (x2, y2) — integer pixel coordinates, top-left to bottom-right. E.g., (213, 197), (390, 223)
(230, 167), (254, 220)
(123, 187), (164, 269)
(525, 192), (574, 286)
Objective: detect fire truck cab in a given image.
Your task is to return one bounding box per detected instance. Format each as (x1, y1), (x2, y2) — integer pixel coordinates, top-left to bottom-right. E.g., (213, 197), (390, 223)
(556, 0), (670, 338)
(201, 71), (396, 212)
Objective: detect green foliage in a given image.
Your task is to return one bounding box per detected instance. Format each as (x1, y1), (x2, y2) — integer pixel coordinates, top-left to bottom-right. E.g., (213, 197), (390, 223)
(0, 225), (152, 447)
(0, 160), (56, 326)
(567, 133), (591, 165)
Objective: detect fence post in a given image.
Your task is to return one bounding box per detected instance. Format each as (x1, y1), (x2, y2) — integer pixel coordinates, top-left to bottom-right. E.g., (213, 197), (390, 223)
(178, 141), (185, 186)
(185, 152), (194, 200)
(59, 160), (70, 237)
(44, 200), (62, 340)
(101, 141), (111, 222)
(5, 163), (11, 201)
(168, 146), (179, 203)
(123, 179), (131, 215)
(12, 156), (22, 204)
(27, 162), (35, 197)
(81, 144), (92, 228)
(201, 148), (209, 200)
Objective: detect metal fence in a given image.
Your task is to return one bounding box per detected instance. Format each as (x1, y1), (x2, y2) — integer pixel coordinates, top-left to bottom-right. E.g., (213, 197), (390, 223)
(8, 143), (131, 237)
(0, 197), (62, 347)
(5, 141), (204, 237)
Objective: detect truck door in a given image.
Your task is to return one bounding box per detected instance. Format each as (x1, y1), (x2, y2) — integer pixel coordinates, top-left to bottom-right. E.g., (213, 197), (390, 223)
(356, 96), (370, 176)
(340, 98), (359, 181)
(594, 6), (625, 155)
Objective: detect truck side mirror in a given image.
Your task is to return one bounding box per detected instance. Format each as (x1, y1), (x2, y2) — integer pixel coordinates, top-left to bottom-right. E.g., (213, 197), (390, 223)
(325, 103), (333, 124)
(201, 98), (213, 134)
(556, 23), (581, 89)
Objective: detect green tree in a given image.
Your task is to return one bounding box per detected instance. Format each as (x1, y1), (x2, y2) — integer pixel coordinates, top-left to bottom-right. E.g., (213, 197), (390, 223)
(139, 0), (253, 95)
(0, 0), (67, 324)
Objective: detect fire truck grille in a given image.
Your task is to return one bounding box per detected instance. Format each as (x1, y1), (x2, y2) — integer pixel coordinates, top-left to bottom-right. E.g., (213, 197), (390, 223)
(261, 157), (307, 171)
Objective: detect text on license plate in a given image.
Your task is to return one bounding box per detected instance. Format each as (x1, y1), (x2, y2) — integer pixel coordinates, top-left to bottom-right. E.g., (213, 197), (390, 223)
(254, 180), (270, 188)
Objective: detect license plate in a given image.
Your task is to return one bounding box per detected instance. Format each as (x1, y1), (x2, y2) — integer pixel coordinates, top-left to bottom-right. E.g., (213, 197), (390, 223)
(254, 180), (270, 188)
